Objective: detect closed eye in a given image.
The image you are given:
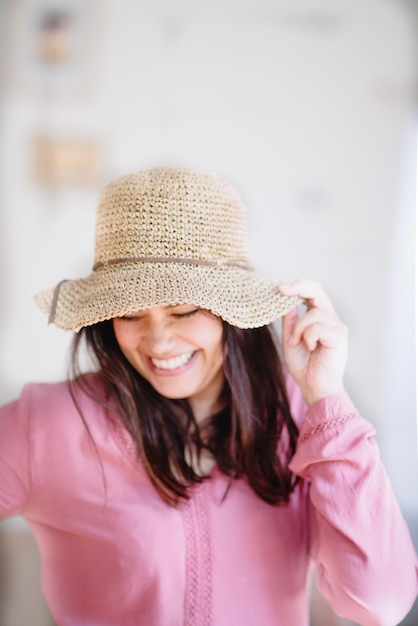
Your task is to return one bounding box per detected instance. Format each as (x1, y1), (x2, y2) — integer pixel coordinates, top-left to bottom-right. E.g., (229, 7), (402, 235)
(119, 314), (144, 321)
(173, 309), (199, 319)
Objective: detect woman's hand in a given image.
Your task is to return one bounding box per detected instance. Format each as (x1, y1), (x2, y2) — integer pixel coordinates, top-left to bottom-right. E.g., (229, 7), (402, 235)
(279, 280), (348, 406)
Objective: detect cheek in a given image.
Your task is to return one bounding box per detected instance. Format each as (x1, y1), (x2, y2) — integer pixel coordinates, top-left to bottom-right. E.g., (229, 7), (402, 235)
(113, 321), (139, 351)
(201, 320), (224, 361)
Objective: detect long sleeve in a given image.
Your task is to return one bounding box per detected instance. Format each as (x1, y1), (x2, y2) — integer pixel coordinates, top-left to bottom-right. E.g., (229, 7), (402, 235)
(0, 386), (32, 518)
(288, 392), (418, 626)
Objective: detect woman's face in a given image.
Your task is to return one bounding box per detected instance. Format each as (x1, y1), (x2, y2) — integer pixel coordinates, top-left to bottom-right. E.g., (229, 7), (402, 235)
(113, 305), (224, 421)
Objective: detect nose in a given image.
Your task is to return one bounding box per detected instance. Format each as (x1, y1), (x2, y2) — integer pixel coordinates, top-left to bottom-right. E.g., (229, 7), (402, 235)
(142, 318), (176, 355)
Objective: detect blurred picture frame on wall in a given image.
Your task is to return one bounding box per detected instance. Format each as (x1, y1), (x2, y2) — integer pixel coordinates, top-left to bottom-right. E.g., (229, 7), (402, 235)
(32, 135), (105, 187)
(7, 0), (100, 97)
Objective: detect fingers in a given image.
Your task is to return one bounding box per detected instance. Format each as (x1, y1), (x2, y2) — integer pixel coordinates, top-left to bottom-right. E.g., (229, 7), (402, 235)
(285, 307), (347, 351)
(279, 279), (336, 315)
(281, 280), (347, 353)
(280, 280), (348, 404)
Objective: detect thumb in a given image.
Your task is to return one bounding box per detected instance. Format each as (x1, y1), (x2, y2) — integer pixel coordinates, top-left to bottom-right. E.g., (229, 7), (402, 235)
(281, 307), (299, 347)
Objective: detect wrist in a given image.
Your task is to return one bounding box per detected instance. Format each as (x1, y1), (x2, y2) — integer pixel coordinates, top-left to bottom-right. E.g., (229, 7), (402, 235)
(303, 387), (346, 407)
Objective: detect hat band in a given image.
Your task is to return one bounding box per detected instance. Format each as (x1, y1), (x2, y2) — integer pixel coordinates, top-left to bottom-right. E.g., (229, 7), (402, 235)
(92, 256), (252, 271)
(48, 279), (69, 325)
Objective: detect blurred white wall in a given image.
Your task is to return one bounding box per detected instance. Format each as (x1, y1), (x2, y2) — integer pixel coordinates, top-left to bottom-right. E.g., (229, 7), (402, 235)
(0, 0), (417, 624)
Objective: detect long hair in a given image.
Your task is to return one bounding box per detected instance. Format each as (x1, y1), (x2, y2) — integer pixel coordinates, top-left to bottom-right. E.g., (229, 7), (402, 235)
(69, 319), (300, 506)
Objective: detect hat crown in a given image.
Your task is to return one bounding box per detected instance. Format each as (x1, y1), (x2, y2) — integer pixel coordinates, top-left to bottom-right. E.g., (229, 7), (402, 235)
(35, 165), (301, 331)
(94, 166), (250, 265)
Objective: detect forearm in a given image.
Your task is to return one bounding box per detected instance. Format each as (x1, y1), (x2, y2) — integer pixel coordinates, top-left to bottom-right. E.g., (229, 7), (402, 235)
(289, 393), (418, 626)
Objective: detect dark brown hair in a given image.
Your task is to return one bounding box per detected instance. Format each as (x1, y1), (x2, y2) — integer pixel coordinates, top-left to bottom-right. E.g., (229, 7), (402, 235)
(69, 319), (300, 506)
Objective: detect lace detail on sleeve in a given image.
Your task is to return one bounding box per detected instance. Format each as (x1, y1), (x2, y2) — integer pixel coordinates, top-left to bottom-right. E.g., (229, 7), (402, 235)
(300, 412), (358, 443)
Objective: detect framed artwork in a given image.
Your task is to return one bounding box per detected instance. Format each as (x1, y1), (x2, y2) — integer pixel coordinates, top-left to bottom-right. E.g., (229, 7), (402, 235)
(32, 135), (105, 186)
(8, 0), (100, 97)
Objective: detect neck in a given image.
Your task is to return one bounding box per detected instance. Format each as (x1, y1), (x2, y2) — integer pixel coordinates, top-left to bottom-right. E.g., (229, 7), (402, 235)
(188, 368), (225, 425)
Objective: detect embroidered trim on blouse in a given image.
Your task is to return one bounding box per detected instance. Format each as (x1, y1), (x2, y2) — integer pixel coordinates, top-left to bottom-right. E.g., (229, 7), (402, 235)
(300, 413), (357, 443)
(182, 483), (214, 626)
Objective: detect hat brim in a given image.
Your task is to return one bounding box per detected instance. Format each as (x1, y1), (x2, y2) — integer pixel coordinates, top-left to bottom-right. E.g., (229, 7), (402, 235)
(34, 262), (303, 332)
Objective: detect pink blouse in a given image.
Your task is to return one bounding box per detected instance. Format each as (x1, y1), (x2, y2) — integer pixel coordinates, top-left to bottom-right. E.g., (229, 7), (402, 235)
(0, 375), (417, 625)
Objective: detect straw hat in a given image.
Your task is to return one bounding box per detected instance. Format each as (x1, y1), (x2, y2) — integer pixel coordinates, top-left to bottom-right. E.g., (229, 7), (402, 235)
(35, 166), (302, 332)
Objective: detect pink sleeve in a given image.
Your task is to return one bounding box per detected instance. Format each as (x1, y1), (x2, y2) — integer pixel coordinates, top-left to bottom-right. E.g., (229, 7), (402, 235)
(288, 391), (418, 626)
(0, 386), (32, 518)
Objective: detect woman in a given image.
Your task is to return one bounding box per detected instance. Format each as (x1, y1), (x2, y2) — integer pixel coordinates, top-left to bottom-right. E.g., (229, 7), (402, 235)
(1, 166), (417, 625)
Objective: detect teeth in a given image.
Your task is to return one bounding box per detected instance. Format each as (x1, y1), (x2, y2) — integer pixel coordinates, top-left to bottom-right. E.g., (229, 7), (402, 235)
(151, 351), (195, 370)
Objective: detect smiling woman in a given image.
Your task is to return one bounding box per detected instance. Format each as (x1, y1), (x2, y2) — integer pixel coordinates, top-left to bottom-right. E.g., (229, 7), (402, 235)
(71, 299), (297, 506)
(113, 305), (225, 421)
(1, 166), (417, 626)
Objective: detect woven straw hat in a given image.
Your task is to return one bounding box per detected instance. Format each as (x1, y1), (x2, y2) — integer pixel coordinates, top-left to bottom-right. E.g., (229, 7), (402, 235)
(35, 166), (301, 332)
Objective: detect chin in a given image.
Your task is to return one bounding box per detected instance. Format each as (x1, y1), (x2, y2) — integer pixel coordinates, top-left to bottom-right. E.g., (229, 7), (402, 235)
(152, 384), (195, 401)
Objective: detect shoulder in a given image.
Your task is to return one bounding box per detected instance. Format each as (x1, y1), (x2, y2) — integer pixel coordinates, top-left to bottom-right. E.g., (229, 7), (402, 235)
(0, 379), (70, 422)
(19, 373), (102, 409)
(5, 373), (106, 433)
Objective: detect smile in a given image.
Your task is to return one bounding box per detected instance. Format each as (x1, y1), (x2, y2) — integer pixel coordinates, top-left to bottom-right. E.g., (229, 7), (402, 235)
(150, 351), (196, 371)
